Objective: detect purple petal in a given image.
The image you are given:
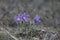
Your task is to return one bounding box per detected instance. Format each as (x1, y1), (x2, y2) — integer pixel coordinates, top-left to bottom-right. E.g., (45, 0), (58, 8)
(34, 15), (41, 23)
(14, 14), (23, 23)
(22, 13), (30, 22)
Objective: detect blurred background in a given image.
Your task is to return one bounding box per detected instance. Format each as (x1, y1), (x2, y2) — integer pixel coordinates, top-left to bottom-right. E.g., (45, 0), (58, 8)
(0, 0), (60, 40)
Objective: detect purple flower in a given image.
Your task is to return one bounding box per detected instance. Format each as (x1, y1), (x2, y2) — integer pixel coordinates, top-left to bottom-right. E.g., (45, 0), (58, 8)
(14, 14), (23, 23)
(34, 15), (41, 23)
(22, 13), (30, 22)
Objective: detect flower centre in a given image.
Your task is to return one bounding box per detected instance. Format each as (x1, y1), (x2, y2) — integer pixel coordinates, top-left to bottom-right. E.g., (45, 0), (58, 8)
(17, 18), (20, 21)
(23, 17), (26, 19)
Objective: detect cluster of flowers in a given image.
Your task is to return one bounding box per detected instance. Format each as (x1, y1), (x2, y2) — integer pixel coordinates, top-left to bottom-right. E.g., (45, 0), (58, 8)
(14, 13), (41, 24)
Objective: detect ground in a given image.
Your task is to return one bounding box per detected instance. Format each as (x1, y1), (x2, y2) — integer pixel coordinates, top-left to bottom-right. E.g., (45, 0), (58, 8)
(0, 0), (60, 40)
